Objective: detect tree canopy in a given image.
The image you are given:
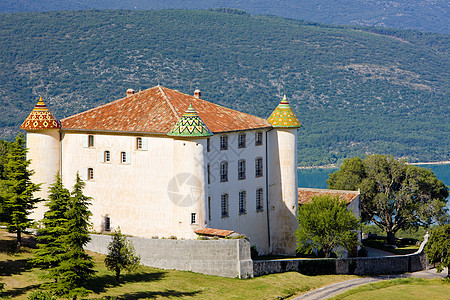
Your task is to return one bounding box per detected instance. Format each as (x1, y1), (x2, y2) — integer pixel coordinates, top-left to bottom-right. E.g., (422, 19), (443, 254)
(424, 224), (450, 278)
(296, 195), (360, 258)
(327, 154), (449, 245)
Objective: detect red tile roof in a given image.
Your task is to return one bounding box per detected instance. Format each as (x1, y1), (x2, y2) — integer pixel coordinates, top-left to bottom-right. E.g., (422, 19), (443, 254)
(194, 228), (235, 237)
(61, 86), (271, 134)
(298, 188), (360, 205)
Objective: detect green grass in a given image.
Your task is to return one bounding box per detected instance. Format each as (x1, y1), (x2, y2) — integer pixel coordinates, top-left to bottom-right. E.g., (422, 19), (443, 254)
(0, 229), (359, 299)
(362, 238), (420, 255)
(329, 277), (450, 300)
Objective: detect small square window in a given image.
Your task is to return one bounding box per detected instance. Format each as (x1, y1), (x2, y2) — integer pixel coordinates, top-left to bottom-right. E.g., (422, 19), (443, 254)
(255, 132), (263, 146)
(220, 136), (228, 150)
(238, 133), (246, 148)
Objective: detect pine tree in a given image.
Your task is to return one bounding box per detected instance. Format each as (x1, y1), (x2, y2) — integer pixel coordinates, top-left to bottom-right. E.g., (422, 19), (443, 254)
(32, 173), (71, 272)
(46, 173), (96, 299)
(0, 134), (41, 249)
(105, 227), (141, 282)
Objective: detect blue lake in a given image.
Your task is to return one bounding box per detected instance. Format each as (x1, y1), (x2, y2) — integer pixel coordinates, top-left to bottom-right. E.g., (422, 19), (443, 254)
(298, 163), (450, 204)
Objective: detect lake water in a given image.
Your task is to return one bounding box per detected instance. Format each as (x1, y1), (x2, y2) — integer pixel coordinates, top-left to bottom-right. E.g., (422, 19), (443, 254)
(298, 163), (450, 204)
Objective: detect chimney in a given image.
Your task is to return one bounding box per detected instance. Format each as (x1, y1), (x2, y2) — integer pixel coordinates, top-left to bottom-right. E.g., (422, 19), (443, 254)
(194, 89), (201, 99)
(126, 88), (135, 97)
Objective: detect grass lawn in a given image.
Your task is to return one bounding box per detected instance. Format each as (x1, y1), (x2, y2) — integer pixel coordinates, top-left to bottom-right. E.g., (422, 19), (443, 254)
(329, 278), (450, 300)
(0, 229), (359, 299)
(362, 238), (419, 255)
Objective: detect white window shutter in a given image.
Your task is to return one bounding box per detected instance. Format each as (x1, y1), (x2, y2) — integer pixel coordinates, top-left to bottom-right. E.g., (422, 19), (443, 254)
(125, 151), (130, 164)
(83, 135), (89, 148)
(81, 168), (88, 181)
(98, 152), (104, 163)
(142, 138), (148, 150)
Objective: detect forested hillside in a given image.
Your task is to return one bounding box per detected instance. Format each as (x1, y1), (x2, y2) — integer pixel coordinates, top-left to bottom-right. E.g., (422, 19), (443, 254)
(0, 10), (449, 166)
(0, 0), (448, 34)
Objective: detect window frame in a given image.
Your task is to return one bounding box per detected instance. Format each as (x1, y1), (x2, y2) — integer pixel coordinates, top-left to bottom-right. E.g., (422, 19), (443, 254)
(256, 188), (264, 211)
(255, 157), (263, 177)
(88, 135), (94, 147)
(221, 194), (229, 217)
(121, 151), (127, 164)
(238, 159), (246, 180)
(255, 131), (263, 146)
(191, 213), (197, 224)
(136, 137), (143, 150)
(238, 133), (246, 149)
(220, 135), (228, 150)
(104, 216), (111, 231)
(220, 161), (228, 182)
(239, 190), (246, 215)
(104, 150), (110, 163)
(87, 167), (94, 180)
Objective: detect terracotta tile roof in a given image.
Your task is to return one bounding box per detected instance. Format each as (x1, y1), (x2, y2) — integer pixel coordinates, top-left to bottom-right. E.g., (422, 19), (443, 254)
(298, 188), (360, 205)
(21, 97), (61, 130)
(267, 95), (302, 128)
(61, 86), (271, 134)
(194, 228), (235, 237)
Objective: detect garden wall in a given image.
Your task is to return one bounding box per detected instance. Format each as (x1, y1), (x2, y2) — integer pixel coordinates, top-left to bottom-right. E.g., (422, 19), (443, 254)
(86, 234), (254, 278)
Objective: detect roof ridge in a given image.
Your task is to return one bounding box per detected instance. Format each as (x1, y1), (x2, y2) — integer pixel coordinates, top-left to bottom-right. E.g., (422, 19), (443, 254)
(158, 86), (179, 119)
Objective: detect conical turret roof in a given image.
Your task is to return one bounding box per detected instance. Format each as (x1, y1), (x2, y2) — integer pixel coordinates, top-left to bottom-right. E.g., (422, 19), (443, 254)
(168, 103), (213, 137)
(20, 97), (61, 130)
(267, 95), (302, 128)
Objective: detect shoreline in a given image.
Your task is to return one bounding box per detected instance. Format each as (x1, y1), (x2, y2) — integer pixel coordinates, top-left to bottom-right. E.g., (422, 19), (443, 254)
(298, 161), (450, 170)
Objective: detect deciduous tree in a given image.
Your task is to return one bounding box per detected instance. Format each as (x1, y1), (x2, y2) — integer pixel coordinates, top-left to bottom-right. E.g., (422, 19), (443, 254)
(327, 155), (449, 245)
(424, 224), (450, 278)
(0, 134), (40, 249)
(296, 195), (360, 258)
(105, 227), (141, 282)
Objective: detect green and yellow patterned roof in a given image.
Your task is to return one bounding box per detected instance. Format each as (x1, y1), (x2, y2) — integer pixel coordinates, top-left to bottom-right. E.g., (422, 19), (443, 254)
(267, 95), (302, 128)
(168, 103), (213, 137)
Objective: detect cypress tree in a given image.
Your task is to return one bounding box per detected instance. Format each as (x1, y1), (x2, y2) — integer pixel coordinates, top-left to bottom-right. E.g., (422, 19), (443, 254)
(0, 134), (40, 249)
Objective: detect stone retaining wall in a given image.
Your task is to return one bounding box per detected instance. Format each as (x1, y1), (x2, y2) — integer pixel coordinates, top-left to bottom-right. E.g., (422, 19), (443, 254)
(86, 234), (254, 278)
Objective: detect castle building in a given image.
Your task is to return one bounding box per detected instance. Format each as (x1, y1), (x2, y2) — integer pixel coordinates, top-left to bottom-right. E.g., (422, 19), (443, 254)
(21, 86), (301, 255)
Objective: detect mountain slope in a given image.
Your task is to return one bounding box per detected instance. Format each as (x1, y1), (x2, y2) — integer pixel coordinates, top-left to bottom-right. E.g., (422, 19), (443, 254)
(0, 10), (448, 165)
(0, 0), (448, 34)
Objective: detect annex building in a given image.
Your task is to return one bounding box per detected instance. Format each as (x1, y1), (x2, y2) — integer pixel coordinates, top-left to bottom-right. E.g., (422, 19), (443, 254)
(21, 86), (303, 255)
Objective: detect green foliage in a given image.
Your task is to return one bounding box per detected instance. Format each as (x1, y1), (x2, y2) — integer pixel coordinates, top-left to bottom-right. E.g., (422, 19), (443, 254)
(0, 10), (448, 165)
(328, 154), (449, 244)
(424, 224), (450, 278)
(296, 195), (360, 258)
(32, 173), (70, 271)
(35, 172), (95, 299)
(104, 228), (141, 282)
(27, 290), (57, 300)
(0, 134), (41, 249)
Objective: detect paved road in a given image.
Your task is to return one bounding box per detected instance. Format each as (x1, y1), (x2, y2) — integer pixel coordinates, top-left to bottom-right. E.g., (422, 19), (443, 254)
(293, 267), (448, 300)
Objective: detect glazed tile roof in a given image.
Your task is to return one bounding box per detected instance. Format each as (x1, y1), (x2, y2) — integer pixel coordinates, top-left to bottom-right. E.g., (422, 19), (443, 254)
(61, 86), (271, 134)
(298, 188), (360, 205)
(21, 97), (61, 130)
(168, 104), (213, 137)
(267, 95), (302, 128)
(194, 228), (236, 237)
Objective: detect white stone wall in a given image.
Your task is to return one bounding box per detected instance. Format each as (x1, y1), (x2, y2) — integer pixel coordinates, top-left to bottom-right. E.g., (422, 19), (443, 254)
(59, 132), (205, 240)
(206, 130), (270, 255)
(27, 130), (61, 221)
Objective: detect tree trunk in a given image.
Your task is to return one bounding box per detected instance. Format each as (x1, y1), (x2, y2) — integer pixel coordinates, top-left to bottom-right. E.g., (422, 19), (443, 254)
(115, 268), (120, 282)
(386, 231), (396, 245)
(16, 230), (22, 250)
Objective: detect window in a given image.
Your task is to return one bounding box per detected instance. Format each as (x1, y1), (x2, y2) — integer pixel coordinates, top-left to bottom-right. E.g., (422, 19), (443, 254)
(238, 160), (246, 180)
(207, 138), (210, 152)
(256, 188), (264, 211)
(255, 132), (263, 146)
(88, 168), (94, 180)
(239, 191), (246, 215)
(208, 197), (211, 221)
(220, 135), (228, 150)
(104, 151), (110, 162)
(104, 216), (111, 231)
(220, 161), (228, 182)
(238, 133), (246, 148)
(207, 164), (211, 184)
(88, 135), (94, 147)
(255, 157), (263, 177)
(221, 194), (229, 217)
(136, 137), (143, 149)
(191, 213), (196, 224)
(121, 152), (127, 163)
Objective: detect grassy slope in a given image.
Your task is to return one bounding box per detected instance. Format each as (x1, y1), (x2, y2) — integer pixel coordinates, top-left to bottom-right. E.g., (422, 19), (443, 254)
(0, 229), (358, 299)
(0, 10), (448, 165)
